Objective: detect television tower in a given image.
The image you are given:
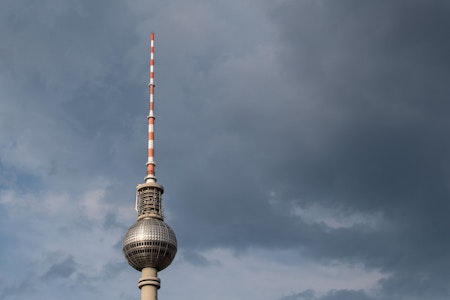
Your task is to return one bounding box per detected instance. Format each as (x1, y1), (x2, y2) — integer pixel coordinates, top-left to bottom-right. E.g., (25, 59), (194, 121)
(123, 32), (177, 300)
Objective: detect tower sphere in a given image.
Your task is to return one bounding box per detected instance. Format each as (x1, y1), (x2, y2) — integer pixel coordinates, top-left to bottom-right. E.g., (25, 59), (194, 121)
(123, 218), (177, 271)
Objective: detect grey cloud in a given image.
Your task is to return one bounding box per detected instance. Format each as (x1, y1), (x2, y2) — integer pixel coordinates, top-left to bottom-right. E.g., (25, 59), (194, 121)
(280, 290), (315, 300)
(100, 261), (128, 279)
(42, 256), (78, 280)
(281, 289), (374, 300)
(179, 250), (219, 267)
(0, 276), (36, 300)
(320, 289), (374, 300)
(103, 212), (122, 230)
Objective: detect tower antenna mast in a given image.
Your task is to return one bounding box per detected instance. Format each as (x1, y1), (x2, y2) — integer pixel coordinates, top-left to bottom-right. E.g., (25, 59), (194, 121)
(123, 32), (177, 300)
(146, 32), (156, 183)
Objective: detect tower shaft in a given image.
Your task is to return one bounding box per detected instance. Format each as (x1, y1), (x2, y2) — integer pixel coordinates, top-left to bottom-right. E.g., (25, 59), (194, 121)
(139, 267), (160, 300)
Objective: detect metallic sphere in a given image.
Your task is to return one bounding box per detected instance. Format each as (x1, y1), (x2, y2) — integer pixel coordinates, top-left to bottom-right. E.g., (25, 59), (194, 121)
(123, 217), (177, 271)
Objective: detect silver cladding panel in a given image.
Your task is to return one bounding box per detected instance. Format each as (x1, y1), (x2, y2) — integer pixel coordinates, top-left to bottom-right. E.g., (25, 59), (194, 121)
(123, 218), (177, 271)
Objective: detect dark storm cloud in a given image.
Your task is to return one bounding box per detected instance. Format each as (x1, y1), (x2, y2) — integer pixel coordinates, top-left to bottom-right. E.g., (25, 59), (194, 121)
(0, 0), (144, 195)
(158, 0), (450, 299)
(267, 1), (450, 299)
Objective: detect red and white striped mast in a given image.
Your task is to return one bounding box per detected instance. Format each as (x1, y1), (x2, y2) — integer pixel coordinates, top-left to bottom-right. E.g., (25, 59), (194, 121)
(146, 32), (156, 183)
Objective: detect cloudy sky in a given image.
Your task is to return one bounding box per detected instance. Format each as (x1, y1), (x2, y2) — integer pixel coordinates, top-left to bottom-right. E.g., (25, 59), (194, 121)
(1, 0), (450, 299)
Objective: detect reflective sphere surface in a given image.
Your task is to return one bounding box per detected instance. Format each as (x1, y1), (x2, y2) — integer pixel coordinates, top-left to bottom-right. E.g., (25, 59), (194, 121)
(123, 218), (177, 271)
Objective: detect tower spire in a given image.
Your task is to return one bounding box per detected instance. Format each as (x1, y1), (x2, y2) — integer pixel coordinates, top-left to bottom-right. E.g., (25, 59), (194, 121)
(146, 32), (156, 183)
(123, 32), (177, 300)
